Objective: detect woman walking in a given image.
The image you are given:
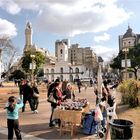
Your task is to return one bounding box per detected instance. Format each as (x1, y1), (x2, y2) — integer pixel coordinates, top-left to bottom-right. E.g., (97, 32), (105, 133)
(49, 79), (65, 127)
(31, 82), (40, 113)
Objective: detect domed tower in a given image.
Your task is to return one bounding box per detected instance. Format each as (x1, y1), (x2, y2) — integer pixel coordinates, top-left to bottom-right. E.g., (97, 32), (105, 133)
(122, 26), (136, 48)
(24, 21), (33, 52)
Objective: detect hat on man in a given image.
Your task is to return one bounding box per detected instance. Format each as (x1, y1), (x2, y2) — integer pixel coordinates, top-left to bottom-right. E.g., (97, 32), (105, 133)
(66, 83), (71, 87)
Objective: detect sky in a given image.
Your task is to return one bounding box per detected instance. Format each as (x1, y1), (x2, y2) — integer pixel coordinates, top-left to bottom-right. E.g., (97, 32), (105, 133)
(0, 0), (140, 62)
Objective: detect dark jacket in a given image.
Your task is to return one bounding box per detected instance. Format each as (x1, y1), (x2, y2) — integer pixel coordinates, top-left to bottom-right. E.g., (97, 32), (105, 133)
(47, 82), (55, 97)
(63, 89), (71, 99)
(22, 84), (32, 98)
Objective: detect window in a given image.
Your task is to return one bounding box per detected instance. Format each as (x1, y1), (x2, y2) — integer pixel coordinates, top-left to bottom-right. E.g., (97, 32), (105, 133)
(75, 67), (79, 73)
(46, 69), (49, 73)
(60, 67), (63, 73)
(51, 69), (54, 73)
(69, 75), (73, 82)
(60, 49), (63, 54)
(69, 67), (73, 73)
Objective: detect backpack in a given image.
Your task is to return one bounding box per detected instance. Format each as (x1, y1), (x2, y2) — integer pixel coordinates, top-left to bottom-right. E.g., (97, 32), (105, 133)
(83, 112), (98, 135)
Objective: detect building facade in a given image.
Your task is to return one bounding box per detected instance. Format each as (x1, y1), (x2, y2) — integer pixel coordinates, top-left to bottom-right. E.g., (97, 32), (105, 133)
(119, 26), (140, 51)
(119, 26), (140, 79)
(44, 39), (98, 82)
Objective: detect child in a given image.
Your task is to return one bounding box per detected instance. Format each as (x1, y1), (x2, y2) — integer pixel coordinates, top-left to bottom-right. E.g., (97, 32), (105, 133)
(5, 96), (23, 140)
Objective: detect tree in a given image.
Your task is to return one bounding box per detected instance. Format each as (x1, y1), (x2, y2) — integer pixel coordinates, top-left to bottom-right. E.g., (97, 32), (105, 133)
(9, 70), (26, 80)
(127, 44), (140, 79)
(110, 44), (140, 79)
(21, 51), (45, 76)
(0, 35), (20, 79)
(37, 68), (44, 77)
(110, 50), (124, 70)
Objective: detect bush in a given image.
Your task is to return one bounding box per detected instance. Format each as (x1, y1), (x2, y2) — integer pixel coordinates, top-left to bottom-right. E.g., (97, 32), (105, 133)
(118, 79), (140, 108)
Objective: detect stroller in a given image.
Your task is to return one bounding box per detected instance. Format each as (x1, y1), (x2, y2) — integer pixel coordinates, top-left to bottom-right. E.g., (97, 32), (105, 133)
(82, 108), (106, 138)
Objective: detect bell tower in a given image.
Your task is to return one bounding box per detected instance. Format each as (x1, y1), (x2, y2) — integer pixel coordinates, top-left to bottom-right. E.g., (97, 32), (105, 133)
(24, 21), (32, 52)
(57, 40), (68, 62)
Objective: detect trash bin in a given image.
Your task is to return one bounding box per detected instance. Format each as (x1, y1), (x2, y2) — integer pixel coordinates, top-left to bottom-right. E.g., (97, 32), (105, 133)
(109, 119), (133, 140)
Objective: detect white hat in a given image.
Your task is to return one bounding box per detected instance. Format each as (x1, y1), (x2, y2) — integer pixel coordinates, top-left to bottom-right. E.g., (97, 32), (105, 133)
(67, 83), (71, 87)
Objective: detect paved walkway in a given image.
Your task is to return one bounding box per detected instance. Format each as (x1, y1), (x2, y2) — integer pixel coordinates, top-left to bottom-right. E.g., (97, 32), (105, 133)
(0, 87), (120, 139)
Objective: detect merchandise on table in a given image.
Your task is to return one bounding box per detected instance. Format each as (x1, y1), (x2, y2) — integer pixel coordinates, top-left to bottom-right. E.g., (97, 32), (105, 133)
(60, 98), (89, 110)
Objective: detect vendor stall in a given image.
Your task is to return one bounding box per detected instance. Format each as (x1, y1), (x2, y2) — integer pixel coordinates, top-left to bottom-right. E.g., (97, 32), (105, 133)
(52, 98), (90, 136)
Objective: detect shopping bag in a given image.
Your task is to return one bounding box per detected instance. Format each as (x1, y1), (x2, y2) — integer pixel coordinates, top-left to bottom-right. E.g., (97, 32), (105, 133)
(95, 105), (103, 121)
(47, 92), (56, 104)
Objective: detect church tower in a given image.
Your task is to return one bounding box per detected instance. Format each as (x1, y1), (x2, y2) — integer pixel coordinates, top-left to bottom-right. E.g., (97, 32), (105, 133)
(24, 21), (32, 52)
(56, 40), (69, 62)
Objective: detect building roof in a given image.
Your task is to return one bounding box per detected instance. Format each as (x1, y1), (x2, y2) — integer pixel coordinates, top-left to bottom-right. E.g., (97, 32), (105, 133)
(123, 26), (136, 38)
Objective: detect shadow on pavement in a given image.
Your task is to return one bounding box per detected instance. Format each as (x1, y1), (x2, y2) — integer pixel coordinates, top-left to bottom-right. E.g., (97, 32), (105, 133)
(21, 123), (96, 139)
(116, 104), (130, 115)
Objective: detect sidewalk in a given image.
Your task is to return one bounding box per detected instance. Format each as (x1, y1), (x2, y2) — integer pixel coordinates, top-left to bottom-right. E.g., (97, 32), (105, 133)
(0, 87), (121, 139)
(0, 87), (102, 139)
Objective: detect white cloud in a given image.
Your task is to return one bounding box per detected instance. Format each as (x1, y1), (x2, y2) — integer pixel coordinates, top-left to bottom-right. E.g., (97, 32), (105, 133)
(92, 45), (118, 61)
(0, 0), (20, 15)
(0, 0), (132, 36)
(94, 33), (110, 43)
(34, 0), (132, 36)
(0, 18), (17, 37)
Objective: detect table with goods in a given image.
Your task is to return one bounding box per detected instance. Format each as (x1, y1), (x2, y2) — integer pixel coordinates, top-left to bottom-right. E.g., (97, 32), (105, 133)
(52, 98), (90, 136)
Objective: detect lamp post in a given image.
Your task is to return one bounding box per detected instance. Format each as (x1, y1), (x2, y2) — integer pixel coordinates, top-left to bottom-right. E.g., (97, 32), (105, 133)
(30, 54), (35, 82)
(123, 47), (129, 80)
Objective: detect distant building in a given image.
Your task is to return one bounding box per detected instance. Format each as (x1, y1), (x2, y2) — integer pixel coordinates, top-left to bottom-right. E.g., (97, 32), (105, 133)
(10, 21), (55, 75)
(119, 26), (140, 51)
(10, 22), (98, 82)
(119, 26), (140, 79)
(44, 39), (98, 82)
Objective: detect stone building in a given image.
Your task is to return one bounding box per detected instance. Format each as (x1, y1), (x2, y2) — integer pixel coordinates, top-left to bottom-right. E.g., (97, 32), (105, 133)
(119, 26), (140, 79)
(119, 26), (140, 51)
(44, 39), (98, 82)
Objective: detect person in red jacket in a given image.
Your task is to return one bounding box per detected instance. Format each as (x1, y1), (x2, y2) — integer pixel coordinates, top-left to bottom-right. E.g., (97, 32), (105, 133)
(49, 79), (65, 127)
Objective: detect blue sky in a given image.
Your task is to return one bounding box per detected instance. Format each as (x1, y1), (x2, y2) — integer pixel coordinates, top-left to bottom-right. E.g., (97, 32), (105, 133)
(0, 0), (140, 62)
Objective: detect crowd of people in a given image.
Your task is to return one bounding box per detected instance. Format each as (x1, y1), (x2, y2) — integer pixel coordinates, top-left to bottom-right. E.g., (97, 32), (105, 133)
(4, 77), (119, 139)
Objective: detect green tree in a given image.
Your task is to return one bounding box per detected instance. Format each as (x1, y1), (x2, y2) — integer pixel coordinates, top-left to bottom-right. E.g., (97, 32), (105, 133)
(110, 44), (140, 79)
(110, 50), (124, 70)
(21, 51), (45, 76)
(128, 44), (140, 79)
(37, 68), (44, 77)
(10, 70), (26, 80)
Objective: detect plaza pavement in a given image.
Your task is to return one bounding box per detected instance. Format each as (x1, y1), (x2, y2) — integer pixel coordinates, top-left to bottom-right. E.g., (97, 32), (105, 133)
(0, 87), (119, 140)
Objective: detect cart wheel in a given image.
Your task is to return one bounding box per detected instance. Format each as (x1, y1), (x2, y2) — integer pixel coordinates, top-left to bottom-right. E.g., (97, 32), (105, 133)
(103, 128), (106, 133)
(99, 132), (104, 138)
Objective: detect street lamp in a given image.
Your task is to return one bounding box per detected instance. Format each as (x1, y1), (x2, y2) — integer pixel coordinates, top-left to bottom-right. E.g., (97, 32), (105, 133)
(30, 54), (35, 82)
(122, 47), (129, 80)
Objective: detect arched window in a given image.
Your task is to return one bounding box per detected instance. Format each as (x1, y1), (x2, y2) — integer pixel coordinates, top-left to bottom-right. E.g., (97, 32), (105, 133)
(60, 67), (63, 73)
(75, 67), (79, 73)
(51, 69), (54, 73)
(69, 67), (73, 73)
(69, 75), (73, 82)
(46, 69), (49, 74)
(60, 49), (63, 54)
